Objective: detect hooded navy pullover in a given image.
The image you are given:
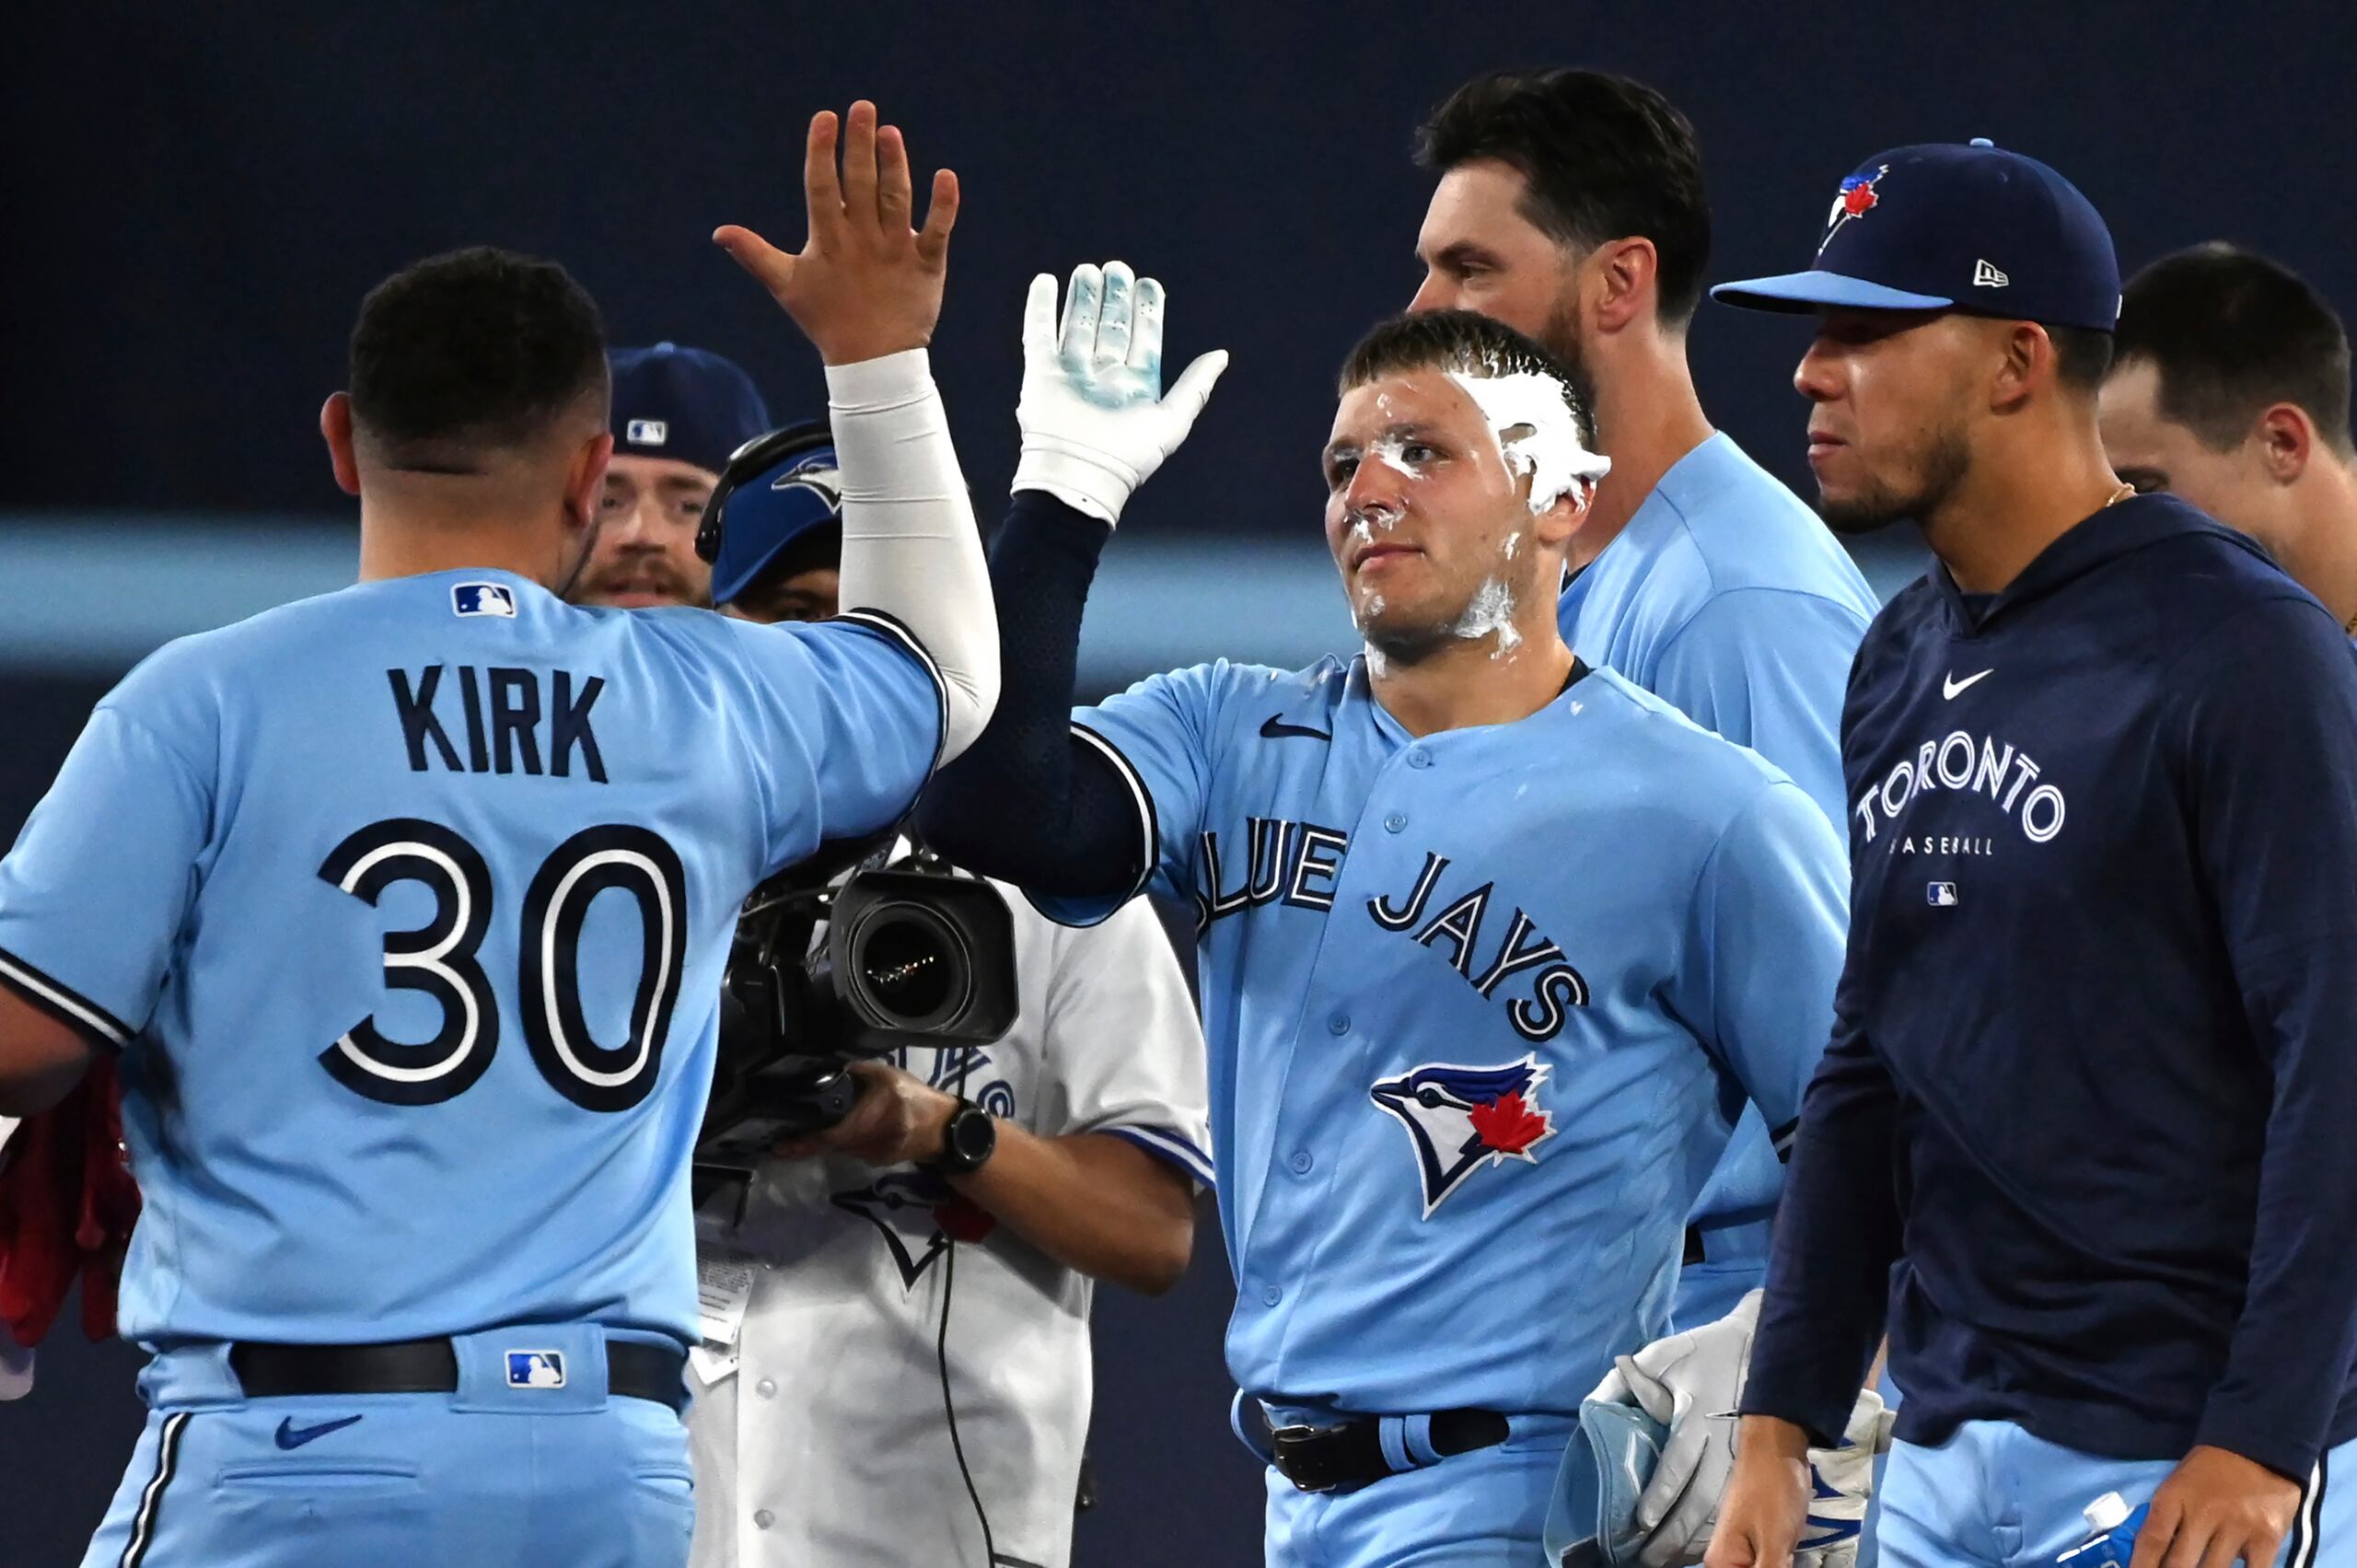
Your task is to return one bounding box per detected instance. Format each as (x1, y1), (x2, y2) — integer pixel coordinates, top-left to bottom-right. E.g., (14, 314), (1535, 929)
(1743, 494), (2357, 1482)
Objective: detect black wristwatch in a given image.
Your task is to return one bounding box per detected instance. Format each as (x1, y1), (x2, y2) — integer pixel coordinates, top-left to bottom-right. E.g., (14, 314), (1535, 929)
(925, 1101), (997, 1178)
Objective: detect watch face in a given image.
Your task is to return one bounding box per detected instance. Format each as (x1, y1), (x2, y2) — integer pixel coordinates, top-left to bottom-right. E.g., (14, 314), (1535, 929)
(949, 1107), (995, 1168)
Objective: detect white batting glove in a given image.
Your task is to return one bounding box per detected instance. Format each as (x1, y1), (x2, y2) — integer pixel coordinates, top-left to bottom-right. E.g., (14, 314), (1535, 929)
(1587, 1291), (1893, 1568)
(1011, 261), (1229, 526)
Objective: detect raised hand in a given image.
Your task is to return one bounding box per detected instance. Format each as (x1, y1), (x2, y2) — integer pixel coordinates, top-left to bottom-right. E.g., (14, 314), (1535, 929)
(714, 99), (958, 366)
(1011, 260), (1229, 526)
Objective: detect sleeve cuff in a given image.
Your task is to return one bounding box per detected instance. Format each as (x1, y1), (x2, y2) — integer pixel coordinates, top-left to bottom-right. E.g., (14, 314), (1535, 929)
(0, 947), (134, 1052)
(824, 348), (933, 411)
(834, 609), (950, 779)
(2196, 1403), (2328, 1487)
(1100, 1124), (1216, 1190)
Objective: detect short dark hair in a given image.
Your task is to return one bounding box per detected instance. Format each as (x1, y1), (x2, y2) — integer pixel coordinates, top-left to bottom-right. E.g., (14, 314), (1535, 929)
(2049, 324), (2115, 395)
(1340, 308), (1597, 454)
(349, 246), (609, 466)
(2113, 242), (2353, 454)
(1416, 69), (1711, 325)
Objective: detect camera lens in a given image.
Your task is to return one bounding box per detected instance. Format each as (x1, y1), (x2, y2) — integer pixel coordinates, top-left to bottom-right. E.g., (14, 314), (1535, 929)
(849, 902), (972, 1030)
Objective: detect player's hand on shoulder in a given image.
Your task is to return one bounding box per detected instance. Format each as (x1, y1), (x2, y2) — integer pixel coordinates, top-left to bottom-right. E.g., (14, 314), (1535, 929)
(2126, 1445), (2302, 1568)
(714, 99), (958, 366)
(772, 1059), (958, 1168)
(1012, 261), (1230, 526)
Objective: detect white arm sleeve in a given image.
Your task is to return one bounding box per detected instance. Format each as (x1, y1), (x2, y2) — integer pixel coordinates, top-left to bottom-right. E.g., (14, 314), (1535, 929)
(824, 349), (1001, 762)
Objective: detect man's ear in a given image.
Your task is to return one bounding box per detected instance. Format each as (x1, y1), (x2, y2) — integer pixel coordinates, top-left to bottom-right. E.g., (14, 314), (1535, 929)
(564, 431), (616, 531)
(1588, 238), (1662, 335)
(2255, 402), (2316, 484)
(320, 392), (362, 496)
(1534, 478), (1594, 551)
(1988, 322), (2049, 413)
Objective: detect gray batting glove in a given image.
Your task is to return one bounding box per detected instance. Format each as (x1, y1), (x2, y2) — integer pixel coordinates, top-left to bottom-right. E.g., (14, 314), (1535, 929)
(1587, 1291), (1894, 1568)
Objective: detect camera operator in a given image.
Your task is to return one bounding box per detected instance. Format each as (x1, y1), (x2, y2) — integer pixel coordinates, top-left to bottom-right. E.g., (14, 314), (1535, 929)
(681, 425), (1213, 1568)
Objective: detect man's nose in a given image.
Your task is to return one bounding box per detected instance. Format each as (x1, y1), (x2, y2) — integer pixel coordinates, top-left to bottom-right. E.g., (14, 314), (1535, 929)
(1795, 341), (1840, 403)
(1345, 457), (1410, 520)
(1407, 271), (1455, 315)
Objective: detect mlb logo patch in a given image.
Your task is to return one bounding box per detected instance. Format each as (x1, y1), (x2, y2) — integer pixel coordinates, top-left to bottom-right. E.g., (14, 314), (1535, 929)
(1927, 882), (1959, 907)
(452, 582), (517, 619)
(626, 417), (668, 446)
(505, 1350), (566, 1389)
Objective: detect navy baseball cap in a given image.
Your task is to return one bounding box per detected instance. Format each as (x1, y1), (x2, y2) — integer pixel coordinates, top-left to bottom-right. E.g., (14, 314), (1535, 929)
(1712, 140), (2120, 333)
(703, 423), (844, 606)
(609, 343), (772, 477)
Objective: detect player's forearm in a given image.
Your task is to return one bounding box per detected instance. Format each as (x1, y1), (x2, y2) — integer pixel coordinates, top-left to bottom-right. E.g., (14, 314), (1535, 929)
(1738, 1035), (1903, 1445)
(951, 1125), (1195, 1295)
(0, 988), (99, 1119)
(916, 492), (1143, 896)
(826, 350), (1000, 761)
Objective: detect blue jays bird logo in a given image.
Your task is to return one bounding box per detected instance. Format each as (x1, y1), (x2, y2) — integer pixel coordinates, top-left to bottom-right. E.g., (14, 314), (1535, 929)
(1820, 165), (1889, 254)
(1370, 1056), (1556, 1218)
(832, 1169), (997, 1291)
(771, 455), (843, 512)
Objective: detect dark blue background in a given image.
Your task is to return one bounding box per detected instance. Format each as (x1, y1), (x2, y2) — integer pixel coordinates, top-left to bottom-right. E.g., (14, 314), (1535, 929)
(5, 2), (2355, 1561)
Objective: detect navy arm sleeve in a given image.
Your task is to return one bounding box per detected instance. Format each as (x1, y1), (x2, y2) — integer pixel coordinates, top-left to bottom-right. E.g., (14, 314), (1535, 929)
(1738, 939), (1906, 1446)
(2173, 599), (2357, 1480)
(915, 492), (1146, 899)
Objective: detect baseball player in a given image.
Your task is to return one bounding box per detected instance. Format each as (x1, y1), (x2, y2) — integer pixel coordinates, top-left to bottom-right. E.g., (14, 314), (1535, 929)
(918, 266), (1852, 1563)
(1704, 142), (2357, 1568)
(643, 426), (1214, 1568)
(2101, 243), (2357, 630)
(1409, 68), (1881, 1331)
(574, 342), (773, 610)
(0, 99), (997, 1567)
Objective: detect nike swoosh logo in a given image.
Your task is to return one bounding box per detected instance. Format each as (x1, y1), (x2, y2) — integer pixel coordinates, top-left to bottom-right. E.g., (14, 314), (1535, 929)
(275, 1414), (365, 1450)
(1942, 669), (1993, 700)
(1260, 715), (1331, 741)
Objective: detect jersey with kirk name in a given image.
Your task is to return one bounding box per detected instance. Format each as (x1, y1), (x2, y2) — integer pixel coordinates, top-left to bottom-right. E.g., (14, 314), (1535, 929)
(0, 568), (945, 1349)
(1036, 655), (1848, 1416)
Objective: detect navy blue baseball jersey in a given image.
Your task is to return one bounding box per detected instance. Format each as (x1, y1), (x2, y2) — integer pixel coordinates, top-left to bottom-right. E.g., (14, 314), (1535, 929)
(0, 568), (943, 1348)
(1744, 495), (2357, 1483)
(1034, 652), (1849, 1415)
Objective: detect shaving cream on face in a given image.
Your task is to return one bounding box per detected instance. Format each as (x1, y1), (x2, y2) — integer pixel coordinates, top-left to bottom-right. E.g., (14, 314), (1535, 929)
(1447, 369), (1610, 515)
(1452, 575), (1522, 656)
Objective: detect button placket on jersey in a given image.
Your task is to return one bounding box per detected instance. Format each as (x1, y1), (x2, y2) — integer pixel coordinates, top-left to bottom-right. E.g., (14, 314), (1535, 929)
(1235, 737), (1445, 1361)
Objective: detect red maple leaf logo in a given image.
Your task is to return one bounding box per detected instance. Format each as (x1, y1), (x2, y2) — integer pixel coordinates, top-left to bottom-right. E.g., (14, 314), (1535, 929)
(1842, 182), (1878, 217)
(932, 1193), (996, 1244)
(1467, 1091), (1550, 1156)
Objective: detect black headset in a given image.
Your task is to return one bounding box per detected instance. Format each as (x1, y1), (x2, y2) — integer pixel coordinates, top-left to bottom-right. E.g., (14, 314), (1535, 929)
(692, 418), (835, 564)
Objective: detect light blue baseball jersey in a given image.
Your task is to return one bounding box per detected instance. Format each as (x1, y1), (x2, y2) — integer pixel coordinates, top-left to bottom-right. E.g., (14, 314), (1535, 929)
(0, 567), (943, 1350)
(1560, 433), (1878, 1325)
(1557, 433), (1876, 825)
(1036, 655), (1848, 1414)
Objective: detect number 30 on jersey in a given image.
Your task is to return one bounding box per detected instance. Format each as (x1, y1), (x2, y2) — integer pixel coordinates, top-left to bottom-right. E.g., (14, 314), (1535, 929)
(317, 818), (689, 1112)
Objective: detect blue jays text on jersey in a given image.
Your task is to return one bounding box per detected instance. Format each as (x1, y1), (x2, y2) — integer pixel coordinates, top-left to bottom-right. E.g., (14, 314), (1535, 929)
(1032, 651), (1849, 1418)
(0, 568), (946, 1351)
(1745, 495), (2357, 1486)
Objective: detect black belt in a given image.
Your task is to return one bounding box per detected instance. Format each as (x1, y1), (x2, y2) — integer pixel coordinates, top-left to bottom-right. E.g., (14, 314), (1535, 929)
(228, 1338), (686, 1411)
(1269, 1408), (1510, 1493)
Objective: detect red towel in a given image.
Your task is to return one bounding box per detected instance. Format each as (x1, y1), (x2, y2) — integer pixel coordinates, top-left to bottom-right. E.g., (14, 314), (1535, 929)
(0, 1058), (141, 1344)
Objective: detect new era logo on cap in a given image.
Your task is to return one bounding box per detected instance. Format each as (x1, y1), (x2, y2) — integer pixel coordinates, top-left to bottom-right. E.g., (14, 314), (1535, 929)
(626, 418), (668, 446)
(1974, 259), (2010, 288)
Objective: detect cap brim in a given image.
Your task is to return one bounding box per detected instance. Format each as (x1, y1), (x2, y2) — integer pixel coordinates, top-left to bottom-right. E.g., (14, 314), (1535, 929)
(1710, 271), (1956, 314)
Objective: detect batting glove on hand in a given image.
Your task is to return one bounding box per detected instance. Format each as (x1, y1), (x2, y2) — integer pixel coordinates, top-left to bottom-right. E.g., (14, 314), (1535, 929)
(1012, 261), (1229, 526)
(1588, 1291), (1893, 1568)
